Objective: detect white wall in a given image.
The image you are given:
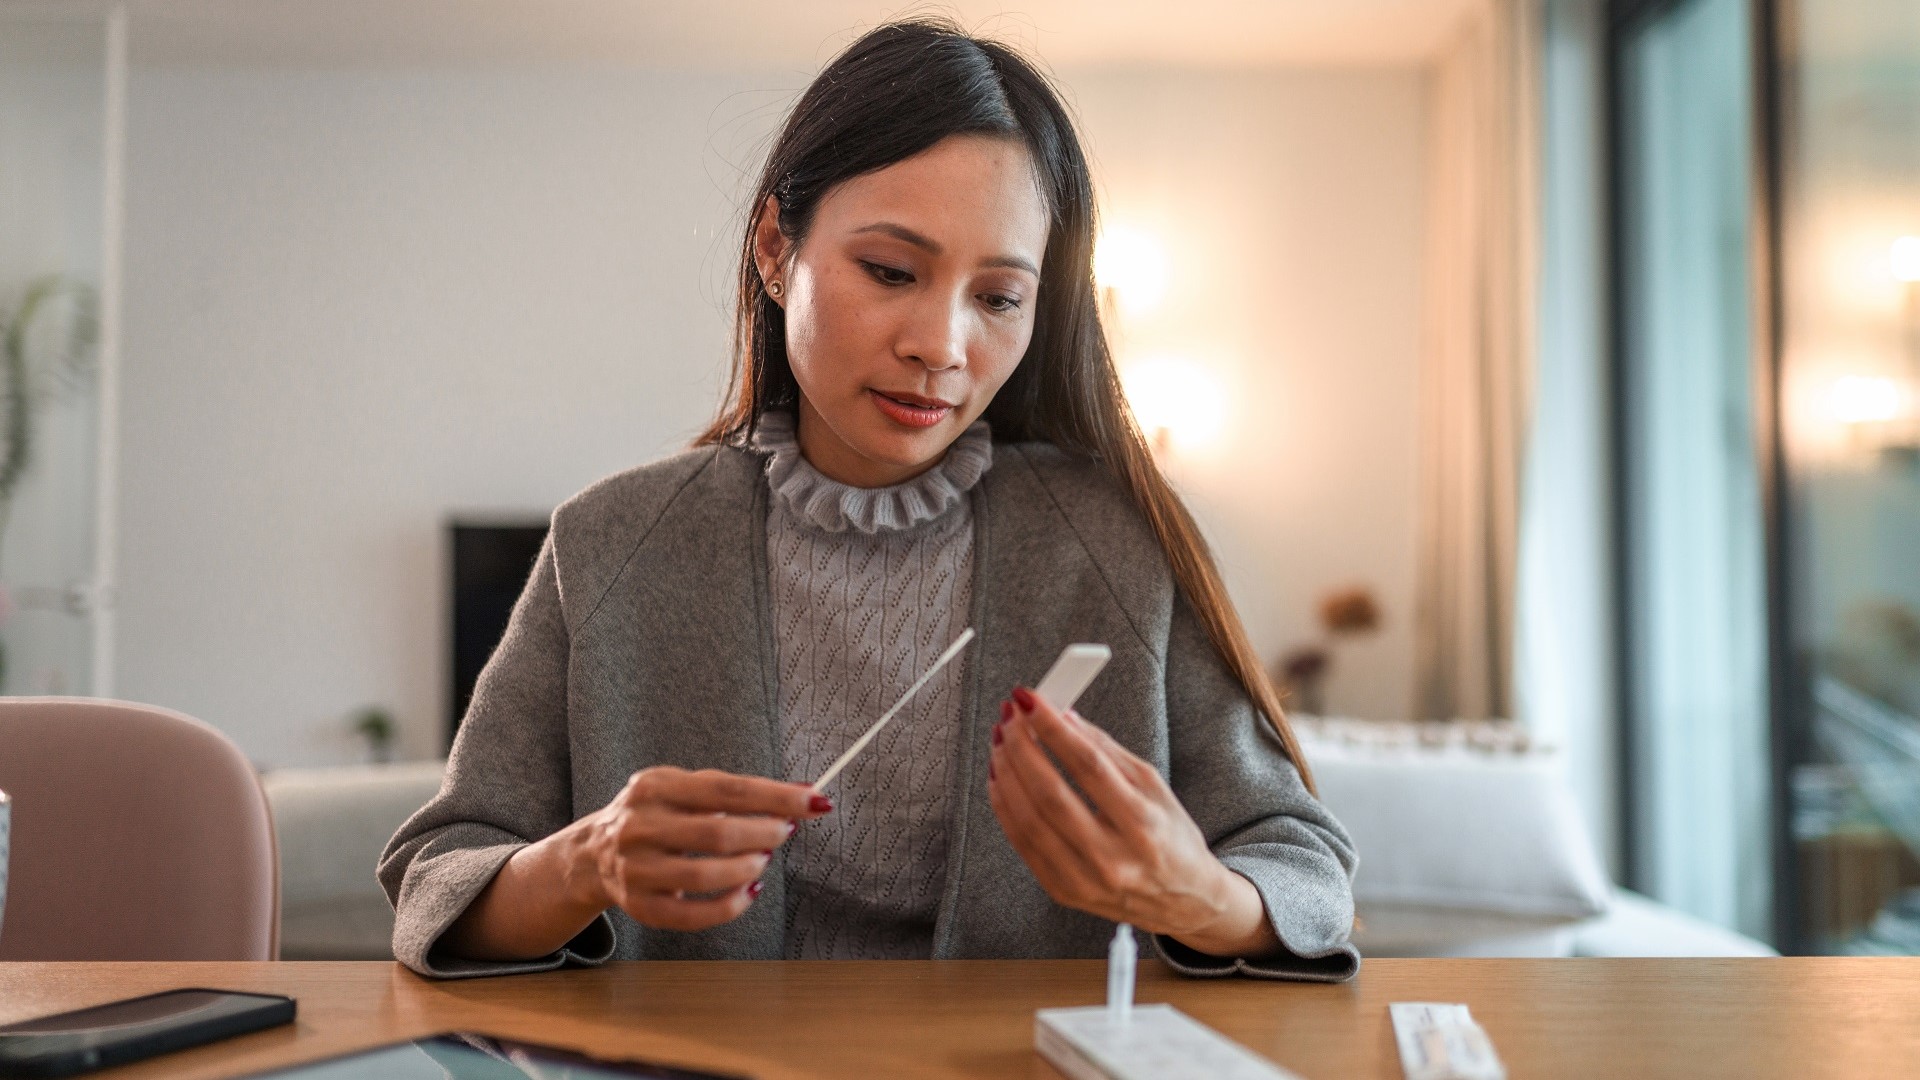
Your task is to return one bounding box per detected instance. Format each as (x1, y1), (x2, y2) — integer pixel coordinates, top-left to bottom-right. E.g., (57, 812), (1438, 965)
(1066, 70), (1425, 724)
(117, 62), (1426, 766)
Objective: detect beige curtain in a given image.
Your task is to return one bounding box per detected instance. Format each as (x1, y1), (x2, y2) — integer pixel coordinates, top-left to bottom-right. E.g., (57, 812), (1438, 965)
(1414, 0), (1541, 721)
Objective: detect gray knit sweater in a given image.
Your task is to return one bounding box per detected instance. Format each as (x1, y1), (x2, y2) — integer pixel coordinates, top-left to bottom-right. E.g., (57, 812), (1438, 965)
(753, 411), (991, 959)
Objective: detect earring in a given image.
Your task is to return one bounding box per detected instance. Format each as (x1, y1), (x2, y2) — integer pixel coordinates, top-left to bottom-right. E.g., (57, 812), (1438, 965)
(767, 280), (784, 299)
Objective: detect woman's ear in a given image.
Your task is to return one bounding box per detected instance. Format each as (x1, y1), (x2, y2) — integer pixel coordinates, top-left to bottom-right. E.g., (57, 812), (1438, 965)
(752, 194), (789, 306)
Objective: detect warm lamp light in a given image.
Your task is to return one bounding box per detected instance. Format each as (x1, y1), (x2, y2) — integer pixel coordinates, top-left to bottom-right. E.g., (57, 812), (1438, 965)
(1094, 225), (1168, 315)
(1829, 375), (1909, 425)
(1892, 236), (1920, 283)
(1121, 357), (1226, 451)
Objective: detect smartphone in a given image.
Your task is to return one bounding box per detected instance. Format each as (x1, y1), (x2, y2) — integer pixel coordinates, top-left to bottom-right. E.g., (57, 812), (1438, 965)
(0, 988), (295, 1078)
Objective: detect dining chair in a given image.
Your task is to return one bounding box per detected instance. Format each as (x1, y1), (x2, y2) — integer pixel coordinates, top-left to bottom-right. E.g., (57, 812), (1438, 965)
(0, 697), (278, 960)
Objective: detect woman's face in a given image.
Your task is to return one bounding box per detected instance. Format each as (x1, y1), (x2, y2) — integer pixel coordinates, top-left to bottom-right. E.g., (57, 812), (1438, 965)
(755, 134), (1051, 488)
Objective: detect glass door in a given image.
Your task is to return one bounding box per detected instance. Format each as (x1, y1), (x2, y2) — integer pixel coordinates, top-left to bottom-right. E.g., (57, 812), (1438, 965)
(1777, 0), (1920, 955)
(0, 8), (123, 696)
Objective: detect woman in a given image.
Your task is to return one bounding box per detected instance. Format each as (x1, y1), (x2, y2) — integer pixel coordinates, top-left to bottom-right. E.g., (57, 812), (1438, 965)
(380, 18), (1359, 982)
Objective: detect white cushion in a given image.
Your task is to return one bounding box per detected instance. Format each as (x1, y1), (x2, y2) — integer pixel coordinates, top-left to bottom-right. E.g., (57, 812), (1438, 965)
(1298, 718), (1611, 956)
(263, 760), (445, 960)
(1572, 888), (1777, 957)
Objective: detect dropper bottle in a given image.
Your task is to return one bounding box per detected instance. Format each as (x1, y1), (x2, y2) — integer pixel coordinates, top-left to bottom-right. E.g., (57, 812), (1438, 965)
(1107, 922), (1136, 1026)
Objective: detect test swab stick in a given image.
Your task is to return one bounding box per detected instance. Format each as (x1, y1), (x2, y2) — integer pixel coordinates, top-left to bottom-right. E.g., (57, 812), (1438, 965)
(812, 627), (975, 791)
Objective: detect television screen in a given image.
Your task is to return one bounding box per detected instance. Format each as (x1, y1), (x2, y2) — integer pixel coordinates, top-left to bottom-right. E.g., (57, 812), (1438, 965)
(448, 521), (548, 745)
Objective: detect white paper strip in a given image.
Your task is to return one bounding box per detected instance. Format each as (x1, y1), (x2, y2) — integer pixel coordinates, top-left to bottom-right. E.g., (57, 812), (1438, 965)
(1390, 1003), (1506, 1080)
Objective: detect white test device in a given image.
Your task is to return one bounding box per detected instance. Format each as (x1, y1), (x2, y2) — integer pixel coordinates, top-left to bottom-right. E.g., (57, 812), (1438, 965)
(1034, 643), (1112, 714)
(1034, 1005), (1305, 1080)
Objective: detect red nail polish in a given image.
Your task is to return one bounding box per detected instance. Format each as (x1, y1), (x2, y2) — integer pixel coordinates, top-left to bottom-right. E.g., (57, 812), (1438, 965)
(809, 795), (833, 813)
(761, 850), (773, 857)
(1000, 699), (1013, 723)
(991, 724), (1003, 746)
(748, 880), (763, 898)
(1013, 686), (1036, 711)
(786, 820), (798, 837)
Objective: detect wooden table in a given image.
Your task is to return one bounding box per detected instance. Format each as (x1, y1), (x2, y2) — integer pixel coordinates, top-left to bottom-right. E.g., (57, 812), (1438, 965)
(2, 958), (1916, 1079)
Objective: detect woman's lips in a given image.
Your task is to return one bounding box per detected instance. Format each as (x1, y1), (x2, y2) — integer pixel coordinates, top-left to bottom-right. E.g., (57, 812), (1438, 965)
(868, 389), (953, 428)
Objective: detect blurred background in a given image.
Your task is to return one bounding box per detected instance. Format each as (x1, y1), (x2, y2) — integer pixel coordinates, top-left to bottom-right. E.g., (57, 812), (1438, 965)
(1, 0), (1915, 959)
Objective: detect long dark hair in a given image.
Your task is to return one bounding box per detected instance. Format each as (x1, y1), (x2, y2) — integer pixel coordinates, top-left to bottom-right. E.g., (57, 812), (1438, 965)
(698, 18), (1313, 791)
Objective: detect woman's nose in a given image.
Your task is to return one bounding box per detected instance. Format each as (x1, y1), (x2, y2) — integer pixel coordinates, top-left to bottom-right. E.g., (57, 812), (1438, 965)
(897, 292), (969, 371)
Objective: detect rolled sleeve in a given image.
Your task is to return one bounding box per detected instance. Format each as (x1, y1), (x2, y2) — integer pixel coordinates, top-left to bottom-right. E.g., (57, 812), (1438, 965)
(378, 530), (615, 977)
(385, 824), (617, 979)
(1149, 861), (1360, 982)
(1158, 594), (1362, 981)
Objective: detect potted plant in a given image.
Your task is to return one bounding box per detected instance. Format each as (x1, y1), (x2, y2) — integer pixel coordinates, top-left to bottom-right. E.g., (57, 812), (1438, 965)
(0, 276), (99, 692)
(352, 706), (397, 764)
(1276, 585), (1382, 717)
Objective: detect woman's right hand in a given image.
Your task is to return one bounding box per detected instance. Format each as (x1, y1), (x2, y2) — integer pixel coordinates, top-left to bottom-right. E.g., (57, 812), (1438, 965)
(576, 766), (831, 932)
(445, 766), (829, 961)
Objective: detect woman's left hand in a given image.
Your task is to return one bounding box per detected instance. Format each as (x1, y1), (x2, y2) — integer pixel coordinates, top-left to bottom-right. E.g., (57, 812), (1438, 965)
(987, 686), (1283, 959)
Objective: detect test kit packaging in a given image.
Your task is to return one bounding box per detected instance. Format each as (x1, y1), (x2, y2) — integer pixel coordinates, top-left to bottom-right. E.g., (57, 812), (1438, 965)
(1389, 1002), (1507, 1080)
(1034, 1005), (1304, 1080)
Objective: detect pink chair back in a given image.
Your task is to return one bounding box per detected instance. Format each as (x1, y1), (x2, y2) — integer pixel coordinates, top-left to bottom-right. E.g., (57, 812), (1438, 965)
(0, 697), (278, 960)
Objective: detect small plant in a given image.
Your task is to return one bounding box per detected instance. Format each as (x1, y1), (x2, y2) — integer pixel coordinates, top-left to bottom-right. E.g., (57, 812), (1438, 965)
(1279, 645), (1331, 715)
(352, 706), (397, 764)
(1275, 584), (1383, 717)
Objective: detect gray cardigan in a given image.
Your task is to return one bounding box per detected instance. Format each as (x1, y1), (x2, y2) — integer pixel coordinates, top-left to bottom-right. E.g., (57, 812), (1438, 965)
(378, 439), (1361, 981)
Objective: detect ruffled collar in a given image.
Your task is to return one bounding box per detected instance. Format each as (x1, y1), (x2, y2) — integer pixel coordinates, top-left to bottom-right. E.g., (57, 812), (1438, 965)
(750, 409), (993, 534)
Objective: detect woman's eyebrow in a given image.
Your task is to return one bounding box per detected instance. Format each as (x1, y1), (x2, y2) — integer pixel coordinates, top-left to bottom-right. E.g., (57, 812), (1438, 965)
(851, 221), (1039, 276)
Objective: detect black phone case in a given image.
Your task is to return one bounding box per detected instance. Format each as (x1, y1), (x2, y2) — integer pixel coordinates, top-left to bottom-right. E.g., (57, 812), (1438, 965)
(0, 988), (296, 1079)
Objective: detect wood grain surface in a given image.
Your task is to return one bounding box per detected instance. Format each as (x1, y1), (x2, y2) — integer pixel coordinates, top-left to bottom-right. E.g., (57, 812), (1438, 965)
(2, 958), (1917, 1079)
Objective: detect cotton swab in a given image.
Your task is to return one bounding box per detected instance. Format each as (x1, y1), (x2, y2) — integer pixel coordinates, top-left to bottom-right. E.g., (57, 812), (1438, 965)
(811, 627), (976, 791)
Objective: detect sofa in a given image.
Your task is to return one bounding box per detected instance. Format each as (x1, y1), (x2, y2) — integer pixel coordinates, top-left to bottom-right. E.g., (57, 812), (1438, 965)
(1294, 717), (1775, 958)
(262, 725), (1774, 960)
(263, 761), (444, 960)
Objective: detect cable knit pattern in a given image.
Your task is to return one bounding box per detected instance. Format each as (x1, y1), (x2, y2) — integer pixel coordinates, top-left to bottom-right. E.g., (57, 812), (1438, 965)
(756, 409), (992, 534)
(753, 411), (986, 958)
